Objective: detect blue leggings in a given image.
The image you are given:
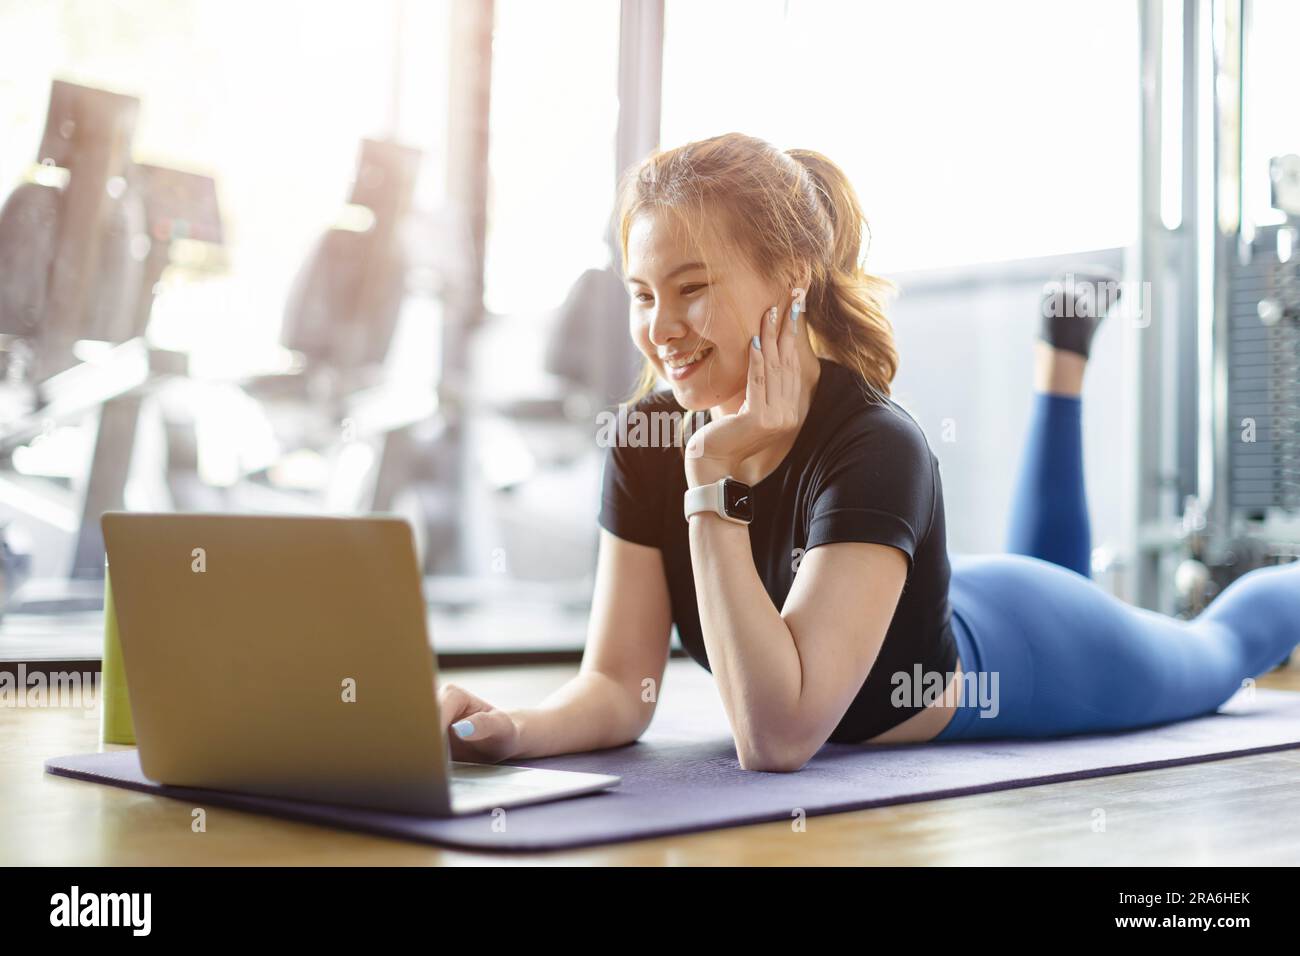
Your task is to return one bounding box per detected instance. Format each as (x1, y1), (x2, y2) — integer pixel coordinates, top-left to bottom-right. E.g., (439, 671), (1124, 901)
(935, 392), (1300, 741)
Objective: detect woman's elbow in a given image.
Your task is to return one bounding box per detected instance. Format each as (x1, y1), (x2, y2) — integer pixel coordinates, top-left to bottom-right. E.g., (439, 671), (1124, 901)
(618, 701), (658, 747)
(735, 736), (817, 773)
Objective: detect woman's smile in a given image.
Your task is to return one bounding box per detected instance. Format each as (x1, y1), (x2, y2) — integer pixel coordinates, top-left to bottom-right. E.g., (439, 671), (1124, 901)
(661, 345), (714, 381)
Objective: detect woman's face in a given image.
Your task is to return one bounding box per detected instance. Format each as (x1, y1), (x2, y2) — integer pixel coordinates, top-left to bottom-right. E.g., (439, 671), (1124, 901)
(624, 212), (787, 413)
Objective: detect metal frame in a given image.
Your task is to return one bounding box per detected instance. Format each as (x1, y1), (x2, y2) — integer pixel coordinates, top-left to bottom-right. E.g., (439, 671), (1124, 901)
(616, 0), (664, 190)
(1132, 0), (1299, 613)
(441, 0), (496, 573)
(1134, 0), (1233, 612)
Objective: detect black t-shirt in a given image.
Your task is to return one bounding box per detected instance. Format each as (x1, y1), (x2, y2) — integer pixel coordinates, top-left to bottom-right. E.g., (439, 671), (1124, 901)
(597, 356), (958, 743)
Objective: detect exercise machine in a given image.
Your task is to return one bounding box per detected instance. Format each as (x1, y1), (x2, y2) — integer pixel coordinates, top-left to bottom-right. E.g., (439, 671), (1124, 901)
(0, 80), (195, 615)
(1137, 0), (1300, 619)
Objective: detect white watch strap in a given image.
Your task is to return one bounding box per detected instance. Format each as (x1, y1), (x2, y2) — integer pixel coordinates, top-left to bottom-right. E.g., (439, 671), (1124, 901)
(683, 480), (724, 521)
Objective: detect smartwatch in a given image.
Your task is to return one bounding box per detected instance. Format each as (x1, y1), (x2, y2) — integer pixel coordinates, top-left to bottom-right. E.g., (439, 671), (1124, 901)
(683, 476), (754, 525)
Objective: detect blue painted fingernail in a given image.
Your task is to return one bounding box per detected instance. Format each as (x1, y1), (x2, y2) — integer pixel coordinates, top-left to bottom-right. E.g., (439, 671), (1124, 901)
(452, 719), (474, 738)
(751, 335), (761, 350)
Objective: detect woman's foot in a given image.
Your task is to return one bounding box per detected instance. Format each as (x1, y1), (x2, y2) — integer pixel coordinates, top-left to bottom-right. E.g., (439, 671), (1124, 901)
(1039, 268), (1122, 358)
(1034, 269), (1123, 397)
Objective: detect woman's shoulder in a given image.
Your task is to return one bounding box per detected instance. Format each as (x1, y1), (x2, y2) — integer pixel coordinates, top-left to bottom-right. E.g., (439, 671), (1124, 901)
(817, 360), (934, 463)
(806, 362), (941, 538)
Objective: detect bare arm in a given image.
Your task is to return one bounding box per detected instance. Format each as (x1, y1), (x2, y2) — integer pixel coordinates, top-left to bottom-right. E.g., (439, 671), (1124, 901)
(678, 291), (909, 771)
(688, 513), (907, 771)
(505, 528), (673, 758)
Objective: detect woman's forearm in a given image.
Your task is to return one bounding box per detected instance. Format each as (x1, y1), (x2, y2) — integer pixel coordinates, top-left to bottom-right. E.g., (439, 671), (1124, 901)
(506, 670), (649, 759)
(687, 513), (804, 766)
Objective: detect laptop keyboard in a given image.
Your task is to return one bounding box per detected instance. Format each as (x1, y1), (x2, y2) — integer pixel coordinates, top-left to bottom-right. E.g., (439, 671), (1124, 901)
(448, 762), (554, 795)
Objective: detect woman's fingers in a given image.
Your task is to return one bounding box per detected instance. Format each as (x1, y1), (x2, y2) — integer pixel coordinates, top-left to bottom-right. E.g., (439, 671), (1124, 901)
(440, 682), (520, 762)
(447, 709), (516, 762)
(779, 290), (801, 408)
(450, 708), (509, 742)
(438, 682), (471, 731)
(747, 293), (805, 428)
(745, 322), (767, 416)
(439, 682), (490, 733)
(761, 304), (783, 408)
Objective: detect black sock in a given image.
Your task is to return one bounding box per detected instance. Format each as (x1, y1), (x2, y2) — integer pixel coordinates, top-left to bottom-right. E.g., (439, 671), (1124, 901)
(1038, 271), (1122, 359)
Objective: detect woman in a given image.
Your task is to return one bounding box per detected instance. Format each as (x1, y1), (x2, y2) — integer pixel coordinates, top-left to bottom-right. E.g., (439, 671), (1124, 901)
(439, 132), (1300, 772)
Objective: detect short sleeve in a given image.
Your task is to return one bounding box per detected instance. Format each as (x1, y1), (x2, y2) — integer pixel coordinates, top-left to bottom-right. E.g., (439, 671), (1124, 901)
(597, 420), (665, 549)
(805, 411), (935, 569)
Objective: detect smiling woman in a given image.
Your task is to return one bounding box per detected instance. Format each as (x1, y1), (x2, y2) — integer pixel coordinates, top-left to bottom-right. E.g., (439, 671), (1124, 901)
(616, 135), (898, 415)
(623, 251), (718, 386)
(599, 135), (959, 768)
(443, 132), (967, 769)
(438, 132), (1300, 774)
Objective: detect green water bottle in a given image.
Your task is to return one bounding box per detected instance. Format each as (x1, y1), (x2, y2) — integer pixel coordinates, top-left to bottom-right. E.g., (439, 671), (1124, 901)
(100, 558), (135, 745)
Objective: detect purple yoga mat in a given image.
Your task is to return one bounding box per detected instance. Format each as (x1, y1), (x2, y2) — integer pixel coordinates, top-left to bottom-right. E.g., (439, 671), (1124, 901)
(45, 685), (1300, 852)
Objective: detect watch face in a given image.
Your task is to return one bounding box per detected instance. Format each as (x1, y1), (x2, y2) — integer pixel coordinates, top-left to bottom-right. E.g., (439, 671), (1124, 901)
(722, 478), (754, 522)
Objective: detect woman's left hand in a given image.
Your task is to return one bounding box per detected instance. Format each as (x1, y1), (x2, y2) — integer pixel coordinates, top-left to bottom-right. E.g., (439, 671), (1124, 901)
(684, 290), (805, 487)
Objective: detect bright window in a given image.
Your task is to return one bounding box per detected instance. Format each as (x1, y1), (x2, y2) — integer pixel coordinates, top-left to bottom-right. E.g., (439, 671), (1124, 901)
(661, 0), (1140, 272)
(482, 0), (621, 317)
(0, 0), (450, 368)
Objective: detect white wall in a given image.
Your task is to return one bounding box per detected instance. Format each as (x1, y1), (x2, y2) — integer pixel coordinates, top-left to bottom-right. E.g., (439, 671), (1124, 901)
(883, 249), (1136, 587)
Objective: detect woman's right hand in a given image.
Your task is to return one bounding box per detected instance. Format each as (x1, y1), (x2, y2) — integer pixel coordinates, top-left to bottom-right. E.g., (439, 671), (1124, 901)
(437, 682), (523, 763)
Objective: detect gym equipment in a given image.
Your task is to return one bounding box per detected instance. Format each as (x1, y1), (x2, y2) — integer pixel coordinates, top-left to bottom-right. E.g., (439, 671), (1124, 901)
(0, 81), (198, 613)
(281, 139), (420, 371)
(0, 80), (144, 381)
(230, 139), (460, 569)
(1136, 2), (1300, 618)
(1227, 166), (1300, 517)
(0, 521), (33, 624)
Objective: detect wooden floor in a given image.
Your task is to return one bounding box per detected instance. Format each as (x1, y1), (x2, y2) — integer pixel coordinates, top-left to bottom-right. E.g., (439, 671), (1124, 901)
(6, 657), (1300, 865)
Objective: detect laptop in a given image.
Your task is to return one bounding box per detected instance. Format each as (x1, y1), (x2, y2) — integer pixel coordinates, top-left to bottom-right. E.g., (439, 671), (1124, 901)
(100, 511), (621, 816)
